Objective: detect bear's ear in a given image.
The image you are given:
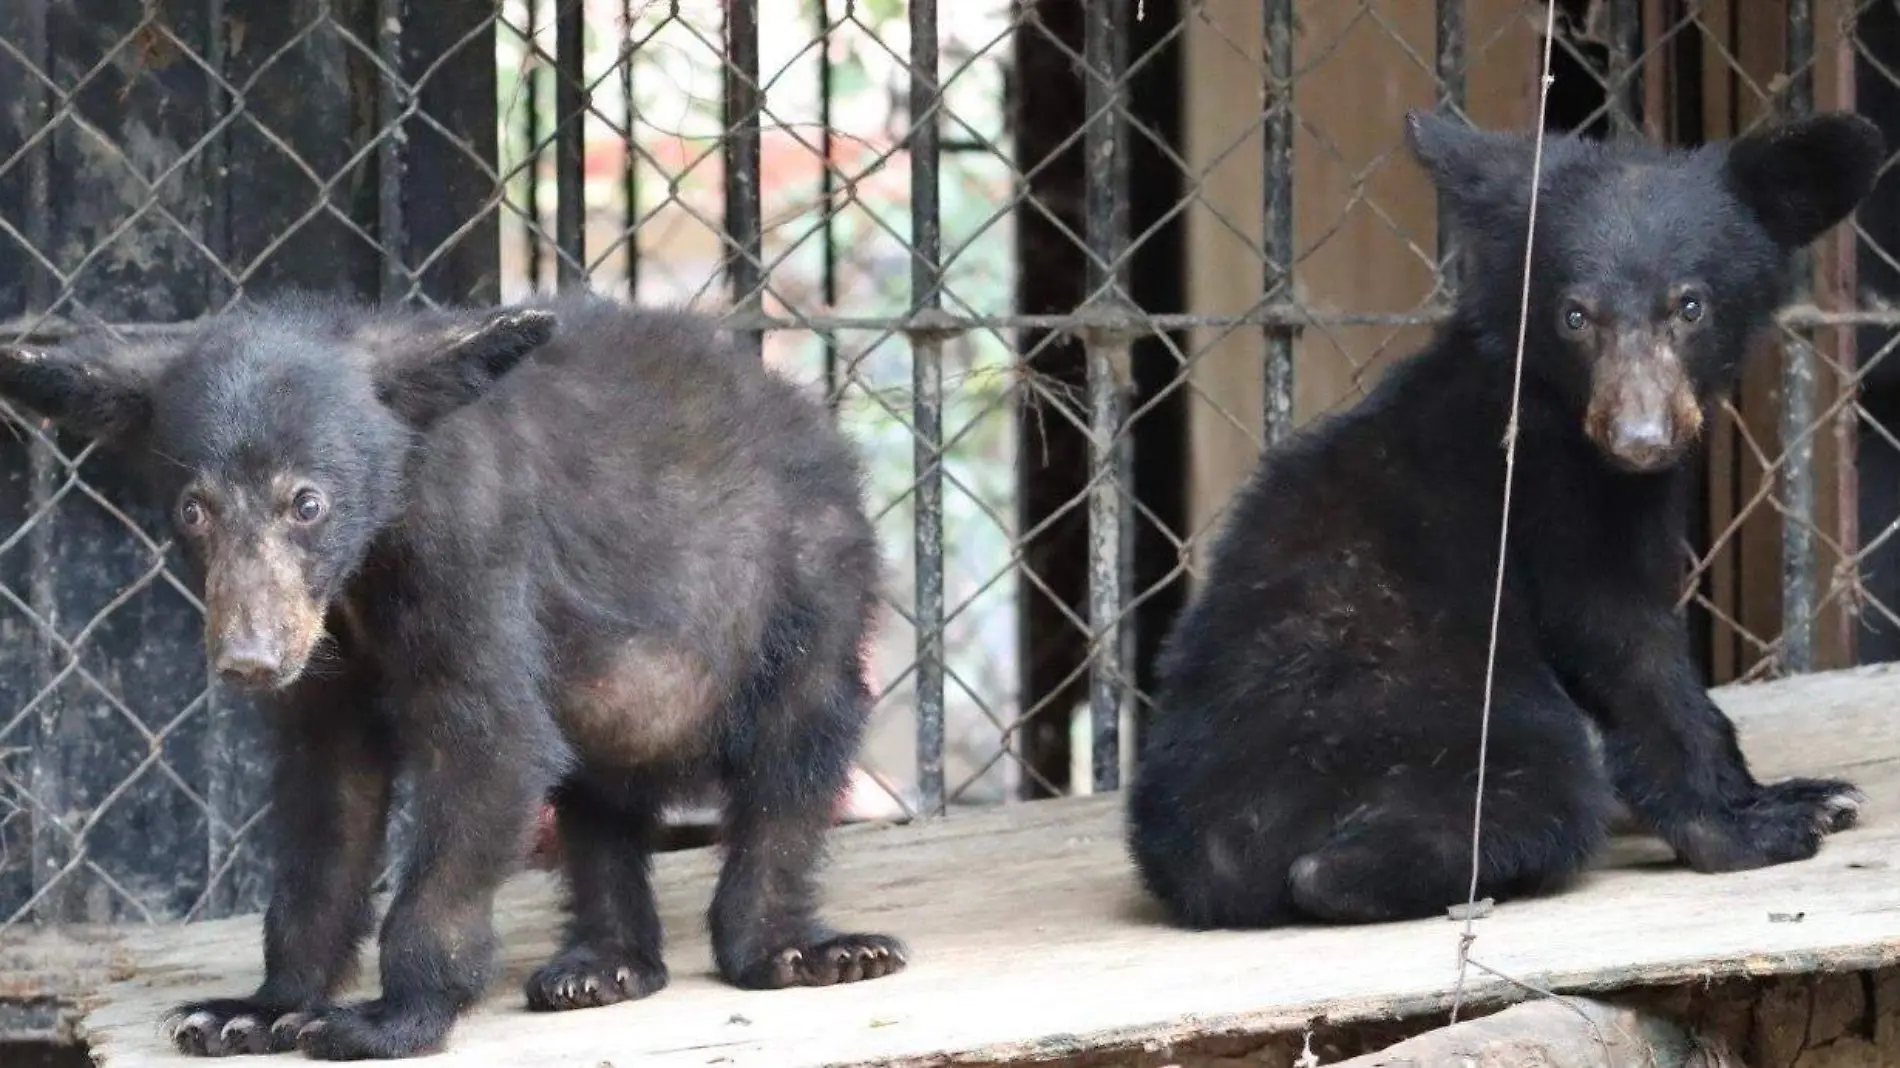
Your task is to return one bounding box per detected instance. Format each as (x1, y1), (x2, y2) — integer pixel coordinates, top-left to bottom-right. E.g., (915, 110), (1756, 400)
(0, 340), (158, 441)
(1723, 112), (1885, 250)
(1403, 109), (1538, 230)
(363, 306), (558, 427)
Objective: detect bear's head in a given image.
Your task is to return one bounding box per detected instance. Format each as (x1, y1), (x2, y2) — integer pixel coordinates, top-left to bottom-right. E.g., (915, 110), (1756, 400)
(0, 299), (557, 690)
(1406, 108), (1883, 473)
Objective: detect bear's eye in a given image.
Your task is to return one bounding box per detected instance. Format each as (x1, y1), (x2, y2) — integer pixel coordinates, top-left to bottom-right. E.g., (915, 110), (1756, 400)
(1563, 306), (1588, 332)
(291, 488), (327, 524)
(1678, 294), (1705, 323)
(178, 496), (208, 531)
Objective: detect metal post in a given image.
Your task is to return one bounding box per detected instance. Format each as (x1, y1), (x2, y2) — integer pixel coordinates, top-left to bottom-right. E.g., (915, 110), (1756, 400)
(14, 0), (66, 927)
(377, 0), (408, 303)
(819, 0), (841, 407)
(723, 0), (763, 357)
(1263, 0), (1295, 445)
(1084, 0), (1130, 793)
(620, 0), (639, 299)
(1781, 0), (1818, 674)
(1606, 0), (1643, 139)
(555, 0), (585, 287)
(523, 0), (543, 289)
(909, 0), (947, 816)
(1435, 0), (1463, 294)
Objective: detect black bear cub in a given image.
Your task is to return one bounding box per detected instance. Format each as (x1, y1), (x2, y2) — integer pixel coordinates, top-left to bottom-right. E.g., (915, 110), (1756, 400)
(1127, 110), (1885, 929)
(0, 294), (904, 1059)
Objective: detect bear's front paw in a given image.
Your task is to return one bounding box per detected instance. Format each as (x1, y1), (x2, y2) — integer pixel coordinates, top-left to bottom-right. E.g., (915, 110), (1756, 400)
(525, 947), (668, 1011)
(163, 998), (316, 1057)
(293, 998), (456, 1061)
(731, 933), (908, 989)
(1675, 777), (1863, 873)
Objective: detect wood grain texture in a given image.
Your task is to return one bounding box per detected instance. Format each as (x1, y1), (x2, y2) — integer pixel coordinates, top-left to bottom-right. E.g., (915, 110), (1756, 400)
(57, 664), (1900, 1067)
(1325, 997), (1718, 1068)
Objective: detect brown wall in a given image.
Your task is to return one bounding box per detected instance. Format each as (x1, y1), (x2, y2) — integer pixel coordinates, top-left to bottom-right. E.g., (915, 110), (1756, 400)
(1183, 0), (1538, 557)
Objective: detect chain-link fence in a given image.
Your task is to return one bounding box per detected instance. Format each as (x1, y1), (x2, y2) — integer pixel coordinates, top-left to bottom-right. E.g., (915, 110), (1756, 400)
(0, 0), (1896, 943)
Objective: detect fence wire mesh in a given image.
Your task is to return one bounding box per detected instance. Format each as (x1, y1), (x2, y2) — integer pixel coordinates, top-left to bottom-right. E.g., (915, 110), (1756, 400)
(0, 0), (1896, 935)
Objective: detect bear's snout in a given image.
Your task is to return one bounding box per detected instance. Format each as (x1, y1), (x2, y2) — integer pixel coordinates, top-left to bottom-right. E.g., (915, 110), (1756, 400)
(1583, 337), (1704, 474)
(202, 540), (328, 691)
(212, 627), (285, 688)
(1605, 412), (1673, 469)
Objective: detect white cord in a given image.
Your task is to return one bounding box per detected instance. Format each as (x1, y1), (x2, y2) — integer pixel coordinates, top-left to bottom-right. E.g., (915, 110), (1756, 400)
(1449, 0), (1560, 1024)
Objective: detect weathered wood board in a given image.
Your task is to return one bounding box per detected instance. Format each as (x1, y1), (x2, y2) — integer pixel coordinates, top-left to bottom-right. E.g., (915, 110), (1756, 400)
(46, 665), (1900, 1066)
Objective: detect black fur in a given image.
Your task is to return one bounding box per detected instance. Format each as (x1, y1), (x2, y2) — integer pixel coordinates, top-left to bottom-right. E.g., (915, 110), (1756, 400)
(1126, 111), (1884, 930)
(0, 293), (905, 1059)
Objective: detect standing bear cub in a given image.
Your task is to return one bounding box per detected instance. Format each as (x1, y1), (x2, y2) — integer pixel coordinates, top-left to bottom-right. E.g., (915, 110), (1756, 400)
(1127, 110), (1884, 929)
(0, 294), (904, 1059)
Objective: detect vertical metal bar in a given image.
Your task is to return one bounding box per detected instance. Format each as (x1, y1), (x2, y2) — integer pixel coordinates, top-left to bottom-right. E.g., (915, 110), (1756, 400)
(1780, 0), (1817, 674)
(1263, 0), (1295, 445)
(621, 0), (639, 299)
(818, 0), (841, 407)
(26, 417), (60, 924)
(555, 0), (585, 287)
(377, 0), (408, 303)
(204, 0), (230, 309)
(1827, 8), (1859, 666)
(16, 0), (67, 925)
(392, 0), (505, 299)
(1434, 0), (1463, 295)
(909, 0), (946, 816)
(524, 0), (543, 289)
(1113, 0), (1137, 791)
(723, 0), (763, 357)
(1606, 0), (1643, 139)
(1113, 0), (1138, 793)
(1641, 0), (1668, 140)
(202, 0), (245, 916)
(1084, 0), (1129, 793)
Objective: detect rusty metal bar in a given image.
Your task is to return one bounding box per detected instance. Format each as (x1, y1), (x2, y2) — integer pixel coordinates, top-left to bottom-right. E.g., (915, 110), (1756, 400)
(621, 0), (639, 298)
(818, 0), (841, 406)
(1781, 0), (1818, 674)
(1264, 0), (1295, 445)
(908, 0), (947, 816)
(378, 0), (408, 302)
(1084, 0), (1131, 793)
(1435, 0), (1463, 293)
(1606, 0), (1643, 138)
(722, 0), (763, 357)
(555, 0), (585, 286)
(523, 0), (544, 289)
(19, 304), (1900, 346)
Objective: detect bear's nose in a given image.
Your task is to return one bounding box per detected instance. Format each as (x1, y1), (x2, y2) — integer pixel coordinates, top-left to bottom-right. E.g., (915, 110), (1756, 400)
(213, 637), (282, 687)
(1609, 416), (1673, 467)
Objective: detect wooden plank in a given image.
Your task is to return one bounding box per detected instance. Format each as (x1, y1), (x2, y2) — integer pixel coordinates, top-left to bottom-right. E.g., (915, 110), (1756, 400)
(55, 664), (1900, 1066)
(0, 929), (137, 1044)
(1330, 998), (1707, 1068)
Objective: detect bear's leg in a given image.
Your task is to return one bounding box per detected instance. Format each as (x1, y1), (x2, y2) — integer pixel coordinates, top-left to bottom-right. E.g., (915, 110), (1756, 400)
(1606, 717), (1862, 873)
(296, 622), (561, 1061)
(709, 664), (907, 989)
(523, 780), (670, 1011)
(1540, 591), (1861, 872)
(296, 742), (546, 1060)
(1288, 741), (1613, 925)
(167, 663), (393, 1058)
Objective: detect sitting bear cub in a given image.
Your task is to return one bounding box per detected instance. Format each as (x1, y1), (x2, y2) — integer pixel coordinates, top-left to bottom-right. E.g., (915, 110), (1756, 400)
(1127, 110), (1884, 929)
(0, 294), (903, 1059)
